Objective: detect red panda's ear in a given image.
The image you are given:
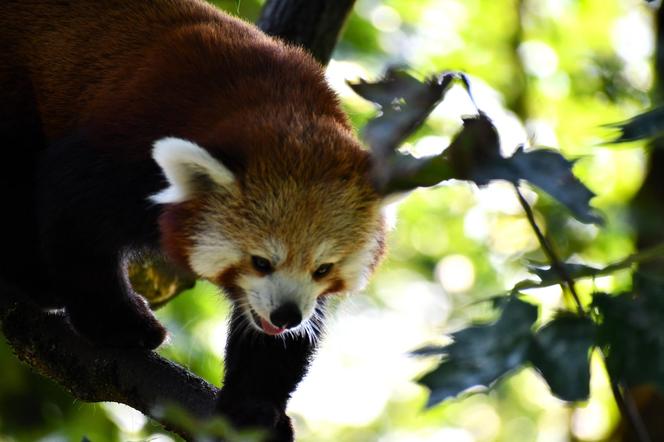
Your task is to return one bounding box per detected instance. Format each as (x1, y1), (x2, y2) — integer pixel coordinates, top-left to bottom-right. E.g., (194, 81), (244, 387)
(150, 137), (236, 204)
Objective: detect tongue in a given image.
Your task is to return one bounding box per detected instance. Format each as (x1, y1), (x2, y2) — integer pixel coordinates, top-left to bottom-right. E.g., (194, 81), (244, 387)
(260, 317), (285, 335)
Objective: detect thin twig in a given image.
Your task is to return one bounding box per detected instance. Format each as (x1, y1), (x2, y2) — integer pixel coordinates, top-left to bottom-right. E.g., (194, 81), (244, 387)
(610, 379), (653, 442)
(513, 185), (583, 312)
(514, 183), (651, 442)
(600, 242), (664, 274)
(513, 241), (664, 291)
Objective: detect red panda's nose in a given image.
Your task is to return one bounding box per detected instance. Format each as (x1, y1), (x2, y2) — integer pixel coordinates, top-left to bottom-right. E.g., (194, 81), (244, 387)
(270, 302), (302, 329)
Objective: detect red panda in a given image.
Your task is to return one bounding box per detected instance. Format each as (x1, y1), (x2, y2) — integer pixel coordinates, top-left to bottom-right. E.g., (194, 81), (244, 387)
(0, 0), (386, 439)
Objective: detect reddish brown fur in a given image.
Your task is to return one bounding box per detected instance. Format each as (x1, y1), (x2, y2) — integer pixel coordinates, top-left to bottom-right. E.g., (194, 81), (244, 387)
(2, 0), (386, 298)
(1, 0), (383, 271)
(158, 200), (202, 271)
(320, 278), (347, 297)
(192, 111), (381, 268)
(215, 266), (243, 301)
(1, 0), (348, 146)
(1, 3), (387, 436)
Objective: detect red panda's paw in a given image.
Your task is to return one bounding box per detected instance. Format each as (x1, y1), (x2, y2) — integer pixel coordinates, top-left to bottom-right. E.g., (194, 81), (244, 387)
(66, 296), (167, 349)
(217, 393), (294, 442)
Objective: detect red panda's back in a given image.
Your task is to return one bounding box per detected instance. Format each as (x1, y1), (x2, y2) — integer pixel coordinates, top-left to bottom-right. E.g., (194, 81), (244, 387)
(0, 0), (267, 140)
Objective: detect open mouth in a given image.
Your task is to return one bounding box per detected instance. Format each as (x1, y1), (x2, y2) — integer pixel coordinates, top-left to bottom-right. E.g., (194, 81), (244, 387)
(248, 307), (286, 336)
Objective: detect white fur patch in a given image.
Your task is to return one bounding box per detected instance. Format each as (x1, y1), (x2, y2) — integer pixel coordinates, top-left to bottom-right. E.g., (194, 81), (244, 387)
(239, 271), (319, 324)
(150, 137), (235, 204)
(341, 235), (382, 291)
(263, 238), (288, 266)
(313, 241), (340, 265)
(189, 230), (242, 279)
(381, 194), (404, 231)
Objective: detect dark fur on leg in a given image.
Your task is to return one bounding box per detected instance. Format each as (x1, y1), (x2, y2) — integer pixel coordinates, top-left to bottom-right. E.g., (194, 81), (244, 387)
(36, 134), (167, 348)
(217, 302), (326, 441)
(63, 260), (167, 349)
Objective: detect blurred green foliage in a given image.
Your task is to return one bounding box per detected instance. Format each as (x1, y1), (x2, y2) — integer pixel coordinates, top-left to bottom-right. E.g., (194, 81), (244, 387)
(1, 0), (659, 441)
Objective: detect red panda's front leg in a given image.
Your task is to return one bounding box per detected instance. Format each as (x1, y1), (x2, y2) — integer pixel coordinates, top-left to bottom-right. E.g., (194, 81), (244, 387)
(217, 304), (325, 441)
(39, 219), (168, 349)
(58, 256), (168, 349)
(36, 136), (168, 349)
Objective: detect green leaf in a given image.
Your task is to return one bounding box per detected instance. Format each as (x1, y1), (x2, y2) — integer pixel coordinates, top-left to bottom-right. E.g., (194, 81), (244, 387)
(606, 105), (664, 143)
(416, 297), (538, 407)
(593, 275), (664, 392)
(529, 314), (595, 401)
(153, 404), (266, 442)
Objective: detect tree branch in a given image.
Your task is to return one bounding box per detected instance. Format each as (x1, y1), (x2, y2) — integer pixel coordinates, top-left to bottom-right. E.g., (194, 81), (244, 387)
(258, 0), (356, 65)
(0, 280), (218, 439)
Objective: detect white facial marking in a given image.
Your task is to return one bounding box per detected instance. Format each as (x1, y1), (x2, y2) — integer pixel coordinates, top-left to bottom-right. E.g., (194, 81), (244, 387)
(189, 229), (241, 279)
(381, 197), (401, 231)
(238, 271), (319, 325)
(313, 241), (340, 265)
(263, 238), (287, 266)
(150, 137), (235, 204)
(340, 235), (382, 291)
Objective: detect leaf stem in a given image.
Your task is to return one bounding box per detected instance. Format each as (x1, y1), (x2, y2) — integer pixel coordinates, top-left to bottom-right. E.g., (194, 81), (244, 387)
(599, 242), (664, 275)
(609, 377), (653, 442)
(513, 185), (584, 313)
(515, 184), (652, 442)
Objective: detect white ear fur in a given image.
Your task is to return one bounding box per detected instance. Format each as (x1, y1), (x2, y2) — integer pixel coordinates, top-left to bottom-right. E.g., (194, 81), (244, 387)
(150, 137), (235, 204)
(380, 191), (410, 231)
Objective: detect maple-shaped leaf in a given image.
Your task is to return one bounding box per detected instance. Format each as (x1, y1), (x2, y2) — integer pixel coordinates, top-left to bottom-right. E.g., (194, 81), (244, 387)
(593, 275), (664, 393)
(352, 71), (601, 224)
(415, 298), (595, 406)
(349, 68), (455, 158)
(529, 314), (595, 401)
(444, 114), (602, 224)
(348, 69), (456, 192)
(415, 297), (537, 407)
(606, 105), (664, 143)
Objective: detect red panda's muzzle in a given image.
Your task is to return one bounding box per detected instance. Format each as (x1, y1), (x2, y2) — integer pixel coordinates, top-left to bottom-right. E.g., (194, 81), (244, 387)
(259, 318), (286, 336)
(249, 301), (303, 335)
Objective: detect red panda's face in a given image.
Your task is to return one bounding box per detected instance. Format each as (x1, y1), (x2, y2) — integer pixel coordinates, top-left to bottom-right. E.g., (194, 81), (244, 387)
(152, 135), (386, 338)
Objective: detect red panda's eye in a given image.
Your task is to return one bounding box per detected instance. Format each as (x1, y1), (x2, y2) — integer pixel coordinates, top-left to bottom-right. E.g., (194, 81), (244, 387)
(251, 255), (273, 274)
(313, 263), (333, 279)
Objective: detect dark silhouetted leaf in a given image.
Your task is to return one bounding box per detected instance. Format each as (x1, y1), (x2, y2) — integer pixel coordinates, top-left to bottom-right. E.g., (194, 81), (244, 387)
(606, 106), (664, 143)
(593, 276), (664, 392)
(513, 242), (664, 290)
(376, 152), (456, 194)
(444, 113), (502, 185)
(529, 315), (595, 401)
(514, 262), (602, 290)
(352, 71), (600, 224)
(349, 69), (456, 192)
(503, 148), (602, 224)
(416, 297), (537, 407)
(411, 345), (449, 357)
(349, 69), (455, 158)
(446, 114), (601, 224)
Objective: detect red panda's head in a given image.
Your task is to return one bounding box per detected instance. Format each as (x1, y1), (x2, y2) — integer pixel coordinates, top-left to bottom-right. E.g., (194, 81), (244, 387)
(151, 118), (386, 338)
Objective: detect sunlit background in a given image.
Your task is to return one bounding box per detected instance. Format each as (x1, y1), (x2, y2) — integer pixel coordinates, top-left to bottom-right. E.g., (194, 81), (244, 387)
(0, 0), (656, 440)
